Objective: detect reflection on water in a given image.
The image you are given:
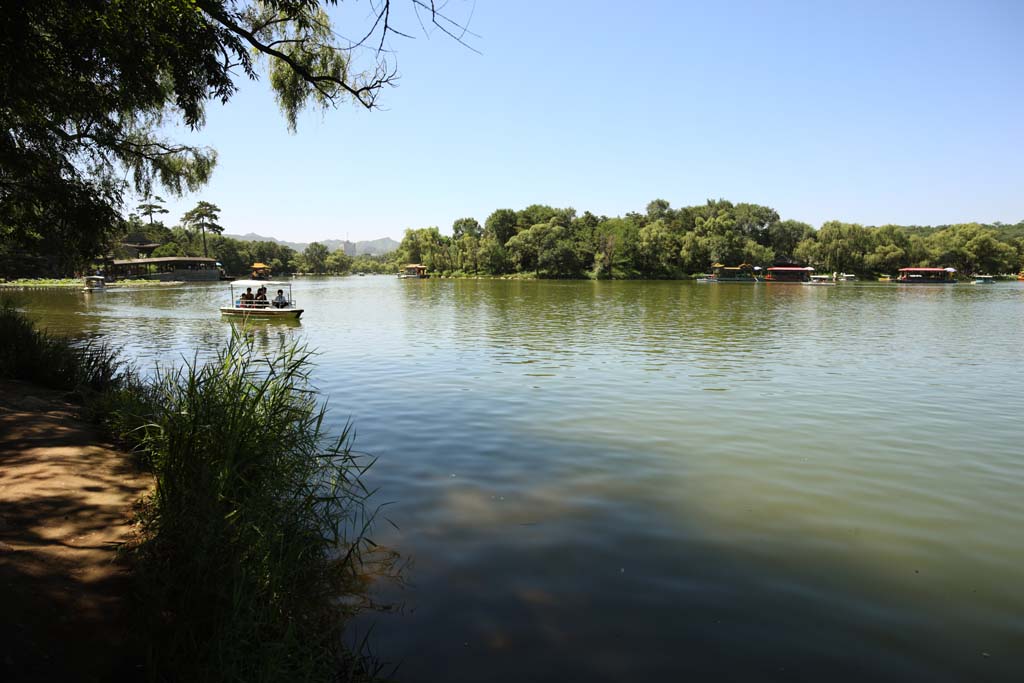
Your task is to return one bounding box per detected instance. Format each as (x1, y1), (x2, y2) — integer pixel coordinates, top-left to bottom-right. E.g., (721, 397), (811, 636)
(14, 277), (1024, 681)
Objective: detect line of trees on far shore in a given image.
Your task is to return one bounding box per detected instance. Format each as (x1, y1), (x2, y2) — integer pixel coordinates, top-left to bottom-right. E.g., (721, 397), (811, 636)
(396, 199), (1024, 279)
(3, 197), (1022, 280)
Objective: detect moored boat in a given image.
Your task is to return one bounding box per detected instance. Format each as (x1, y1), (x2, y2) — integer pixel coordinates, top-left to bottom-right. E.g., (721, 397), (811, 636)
(838, 273), (857, 282)
(972, 274), (995, 284)
(897, 267), (957, 284)
(220, 280), (303, 319)
(806, 274), (836, 286)
(398, 264), (429, 279)
(765, 266), (815, 283)
(250, 262), (272, 280)
(705, 263), (760, 283)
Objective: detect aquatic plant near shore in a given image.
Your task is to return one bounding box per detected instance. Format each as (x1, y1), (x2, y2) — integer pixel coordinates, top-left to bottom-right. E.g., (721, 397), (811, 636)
(0, 301), (125, 392)
(113, 332), (389, 681)
(2, 304), (391, 681)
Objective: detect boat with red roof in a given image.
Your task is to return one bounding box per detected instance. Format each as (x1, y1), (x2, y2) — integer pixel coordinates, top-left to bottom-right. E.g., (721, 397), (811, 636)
(896, 267), (957, 284)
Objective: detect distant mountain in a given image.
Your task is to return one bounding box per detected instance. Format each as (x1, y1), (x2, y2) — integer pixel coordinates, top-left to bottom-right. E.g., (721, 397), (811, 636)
(224, 233), (399, 256)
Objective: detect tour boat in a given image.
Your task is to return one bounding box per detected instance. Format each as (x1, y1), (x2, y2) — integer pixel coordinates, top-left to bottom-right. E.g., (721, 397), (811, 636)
(702, 263), (760, 283)
(837, 273), (857, 282)
(250, 262), (272, 280)
(220, 280), (303, 319)
(806, 274), (837, 286)
(82, 275), (107, 292)
(398, 264), (429, 279)
(972, 275), (995, 284)
(765, 266), (814, 283)
(896, 267), (957, 284)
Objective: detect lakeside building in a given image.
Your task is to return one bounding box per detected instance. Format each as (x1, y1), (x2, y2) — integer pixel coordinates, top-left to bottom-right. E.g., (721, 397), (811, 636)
(107, 257), (221, 281)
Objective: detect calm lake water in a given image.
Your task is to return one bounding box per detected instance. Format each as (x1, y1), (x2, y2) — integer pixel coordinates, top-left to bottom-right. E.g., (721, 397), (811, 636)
(13, 278), (1024, 681)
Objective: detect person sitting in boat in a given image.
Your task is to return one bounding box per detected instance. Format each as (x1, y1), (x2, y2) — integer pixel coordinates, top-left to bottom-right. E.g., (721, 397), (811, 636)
(272, 289), (289, 308)
(254, 287), (268, 307)
(239, 287), (255, 307)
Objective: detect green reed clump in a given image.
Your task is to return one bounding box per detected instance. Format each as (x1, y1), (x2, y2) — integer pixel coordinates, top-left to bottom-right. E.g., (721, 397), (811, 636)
(116, 331), (383, 682)
(0, 301), (125, 392)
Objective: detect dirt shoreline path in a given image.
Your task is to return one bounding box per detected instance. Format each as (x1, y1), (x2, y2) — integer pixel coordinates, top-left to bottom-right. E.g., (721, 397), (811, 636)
(0, 380), (152, 681)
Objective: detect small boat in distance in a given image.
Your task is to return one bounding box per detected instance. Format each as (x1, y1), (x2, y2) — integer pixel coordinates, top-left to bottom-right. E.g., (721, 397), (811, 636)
(398, 264), (430, 279)
(878, 275), (893, 282)
(897, 267), (957, 284)
(765, 266), (815, 283)
(250, 262), (272, 280)
(838, 273), (857, 282)
(82, 275), (106, 292)
(704, 263), (760, 282)
(972, 275), (995, 284)
(220, 280), (303, 319)
(806, 274), (837, 286)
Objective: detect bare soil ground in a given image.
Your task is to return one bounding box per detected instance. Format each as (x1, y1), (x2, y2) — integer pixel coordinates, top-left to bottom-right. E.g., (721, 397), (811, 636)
(0, 380), (152, 681)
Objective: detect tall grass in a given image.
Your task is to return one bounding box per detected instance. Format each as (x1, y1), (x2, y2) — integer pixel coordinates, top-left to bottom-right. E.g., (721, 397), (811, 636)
(3, 304), (390, 681)
(114, 331), (388, 682)
(0, 300), (124, 392)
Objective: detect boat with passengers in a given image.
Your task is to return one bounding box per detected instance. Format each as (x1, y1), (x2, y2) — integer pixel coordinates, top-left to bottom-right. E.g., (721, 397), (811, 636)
(220, 279), (303, 319)
(972, 274), (995, 284)
(896, 267), (957, 284)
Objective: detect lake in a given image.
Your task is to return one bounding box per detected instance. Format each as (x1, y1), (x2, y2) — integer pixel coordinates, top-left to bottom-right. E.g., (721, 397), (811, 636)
(13, 277), (1024, 681)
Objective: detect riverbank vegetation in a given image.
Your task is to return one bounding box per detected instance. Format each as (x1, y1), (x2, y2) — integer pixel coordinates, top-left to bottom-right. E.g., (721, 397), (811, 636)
(396, 200), (1024, 280)
(0, 278), (185, 289)
(0, 304), (387, 681)
(0, 302), (124, 393)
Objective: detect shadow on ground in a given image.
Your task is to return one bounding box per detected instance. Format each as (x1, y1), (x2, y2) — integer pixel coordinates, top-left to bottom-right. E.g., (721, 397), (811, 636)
(0, 381), (151, 682)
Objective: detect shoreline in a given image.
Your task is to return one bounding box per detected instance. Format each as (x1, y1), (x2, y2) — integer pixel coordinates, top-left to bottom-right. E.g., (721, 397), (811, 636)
(0, 279), (186, 290)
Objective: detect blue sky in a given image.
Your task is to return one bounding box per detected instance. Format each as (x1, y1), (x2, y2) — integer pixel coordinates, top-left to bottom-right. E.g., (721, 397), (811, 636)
(155, 0), (1024, 242)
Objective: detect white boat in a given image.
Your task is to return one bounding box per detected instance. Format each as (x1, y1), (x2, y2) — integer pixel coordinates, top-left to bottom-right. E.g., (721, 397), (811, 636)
(837, 273), (857, 282)
(805, 274), (836, 286)
(220, 280), (303, 319)
(972, 275), (995, 284)
(82, 275), (107, 292)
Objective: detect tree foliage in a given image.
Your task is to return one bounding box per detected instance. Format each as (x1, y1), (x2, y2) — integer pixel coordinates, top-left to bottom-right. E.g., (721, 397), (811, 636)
(1, 0), (474, 272)
(302, 241), (330, 273)
(395, 199), (1024, 279)
(181, 201), (224, 258)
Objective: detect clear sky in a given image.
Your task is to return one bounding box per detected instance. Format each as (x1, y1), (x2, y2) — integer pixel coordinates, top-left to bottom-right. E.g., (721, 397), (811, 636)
(155, 0), (1024, 243)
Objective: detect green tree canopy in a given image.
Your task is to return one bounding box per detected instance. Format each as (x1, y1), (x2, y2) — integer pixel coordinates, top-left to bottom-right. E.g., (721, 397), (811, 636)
(1, 1), (471, 275)
(303, 242), (330, 273)
(181, 201), (224, 258)
(325, 249), (353, 274)
(484, 209), (518, 245)
(137, 196), (170, 227)
(452, 217), (483, 240)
